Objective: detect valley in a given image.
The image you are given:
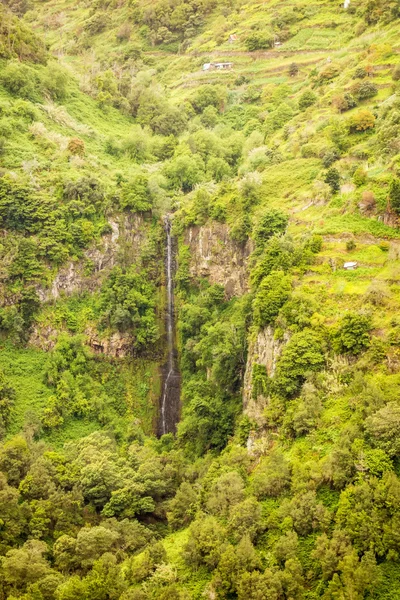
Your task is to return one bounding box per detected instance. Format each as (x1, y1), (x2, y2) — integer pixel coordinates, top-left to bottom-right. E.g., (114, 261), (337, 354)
(1, 0), (400, 598)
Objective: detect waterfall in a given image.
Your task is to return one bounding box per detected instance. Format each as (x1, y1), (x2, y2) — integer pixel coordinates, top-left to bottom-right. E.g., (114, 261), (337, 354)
(159, 214), (180, 436)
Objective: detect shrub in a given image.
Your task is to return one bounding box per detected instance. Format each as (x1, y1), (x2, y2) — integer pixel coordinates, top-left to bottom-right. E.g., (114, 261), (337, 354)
(332, 93), (357, 113)
(289, 63), (299, 77)
(298, 90), (317, 111)
(67, 138), (85, 156)
(245, 32), (274, 51)
(360, 190), (376, 212)
(348, 110), (376, 132)
(319, 65), (340, 82)
(322, 148), (340, 168)
(353, 167), (367, 186)
(116, 23), (131, 41)
(350, 80), (378, 101)
(84, 13), (109, 35)
(41, 64), (69, 101)
(346, 239), (356, 251)
(353, 67), (367, 79)
(392, 64), (400, 81)
(333, 313), (372, 355)
(0, 62), (40, 101)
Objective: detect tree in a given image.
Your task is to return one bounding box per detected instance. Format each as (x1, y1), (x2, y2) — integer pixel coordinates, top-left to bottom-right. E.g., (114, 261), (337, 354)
(2, 540), (51, 590)
(206, 471), (245, 517)
(252, 271), (292, 328)
(75, 526), (120, 570)
(0, 435), (30, 486)
(252, 450), (291, 498)
(227, 497), (263, 542)
(333, 313), (372, 355)
(245, 32), (274, 51)
(164, 155), (204, 192)
(324, 168), (341, 193)
(167, 482), (197, 530)
(183, 515), (225, 568)
(312, 530), (352, 580)
(253, 210), (288, 251)
(274, 329), (325, 397)
(289, 63), (299, 77)
(237, 570), (282, 600)
(366, 402), (400, 457)
(191, 85), (227, 114)
(389, 178), (400, 214)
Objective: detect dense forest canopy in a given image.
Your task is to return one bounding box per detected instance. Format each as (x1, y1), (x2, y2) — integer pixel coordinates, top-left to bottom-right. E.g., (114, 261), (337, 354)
(1, 0), (400, 598)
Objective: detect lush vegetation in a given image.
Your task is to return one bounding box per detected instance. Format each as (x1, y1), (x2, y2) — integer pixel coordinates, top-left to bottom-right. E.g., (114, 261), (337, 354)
(2, 0), (400, 598)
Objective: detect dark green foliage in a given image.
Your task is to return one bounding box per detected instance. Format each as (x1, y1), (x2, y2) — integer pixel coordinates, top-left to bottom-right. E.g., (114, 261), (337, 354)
(324, 167), (341, 193)
(251, 363), (268, 400)
(298, 90), (317, 111)
(253, 209), (289, 251)
(120, 174), (154, 212)
(99, 266), (159, 347)
(191, 85), (227, 114)
(245, 32), (274, 51)
(252, 271), (292, 328)
(274, 329), (326, 397)
(333, 313), (372, 355)
(0, 6), (47, 62)
(389, 178), (400, 214)
(366, 403), (400, 457)
(350, 80), (378, 101)
(252, 450), (291, 498)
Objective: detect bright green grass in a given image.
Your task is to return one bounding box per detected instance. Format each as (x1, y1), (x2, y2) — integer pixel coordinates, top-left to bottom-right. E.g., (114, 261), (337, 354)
(0, 345), (52, 435)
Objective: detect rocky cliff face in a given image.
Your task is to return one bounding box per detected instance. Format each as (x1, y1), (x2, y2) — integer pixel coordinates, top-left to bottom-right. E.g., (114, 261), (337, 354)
(243, 326), (289, 421)
(184, 223), (252, 298)
(30, 214), (147, 357)
(37, 214), (146, 302)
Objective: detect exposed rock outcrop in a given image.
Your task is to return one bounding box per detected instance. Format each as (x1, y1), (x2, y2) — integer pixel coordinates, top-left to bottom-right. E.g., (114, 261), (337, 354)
(37, 214), (146, 302)
(30, 213), (147, 357)
(243, 326), (289, 420)
(184, 223), (252, 298)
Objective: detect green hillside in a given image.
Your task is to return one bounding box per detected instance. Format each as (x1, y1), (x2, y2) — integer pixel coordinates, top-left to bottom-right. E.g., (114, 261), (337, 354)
(1, 0), (400, 598)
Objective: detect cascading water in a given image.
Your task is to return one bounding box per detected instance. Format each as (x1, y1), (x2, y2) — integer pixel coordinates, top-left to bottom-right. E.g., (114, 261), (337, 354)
(159, 214), (180, 436)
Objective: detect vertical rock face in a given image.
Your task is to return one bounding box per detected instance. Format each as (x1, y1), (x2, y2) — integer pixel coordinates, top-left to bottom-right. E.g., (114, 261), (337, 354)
(37, 214), (146, 302)
(243, 326), (288, 420)
(184, 223), (252, 298)
(30, 214), (149, 356)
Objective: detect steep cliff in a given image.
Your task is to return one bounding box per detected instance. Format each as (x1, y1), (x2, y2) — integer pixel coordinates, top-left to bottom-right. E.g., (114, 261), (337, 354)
(184, 223), (252, 299)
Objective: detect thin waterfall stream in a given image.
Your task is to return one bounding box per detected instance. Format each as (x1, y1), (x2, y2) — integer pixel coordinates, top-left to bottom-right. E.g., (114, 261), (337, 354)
(159, 214), (180, 436)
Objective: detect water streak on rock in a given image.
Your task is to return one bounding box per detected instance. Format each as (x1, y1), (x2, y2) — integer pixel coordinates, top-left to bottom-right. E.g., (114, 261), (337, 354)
(159, 215), (180, 435)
